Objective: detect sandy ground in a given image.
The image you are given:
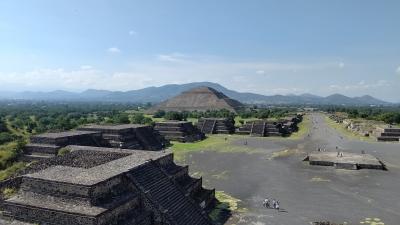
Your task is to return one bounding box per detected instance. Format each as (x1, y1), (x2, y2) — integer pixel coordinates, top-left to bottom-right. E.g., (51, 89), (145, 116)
(185, 113), (400, 225)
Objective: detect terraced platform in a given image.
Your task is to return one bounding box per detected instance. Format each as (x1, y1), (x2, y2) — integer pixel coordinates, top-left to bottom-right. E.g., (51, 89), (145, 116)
(304, 151), (386, 170)
(1, 146), (215, 225)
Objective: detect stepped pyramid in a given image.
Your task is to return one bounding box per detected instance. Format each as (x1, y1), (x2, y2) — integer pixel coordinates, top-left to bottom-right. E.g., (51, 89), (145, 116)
(149, 86), (244, 113)
(1, 146), (215, 225)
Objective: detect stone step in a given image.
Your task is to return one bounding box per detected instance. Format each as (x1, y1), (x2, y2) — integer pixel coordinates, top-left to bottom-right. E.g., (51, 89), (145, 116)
(20, 154), (53, 162)
(24, 144), (60, 155)
(381, 132), (400, 137)
(3, 191), (139, 225)
(377, 136), (399, 142)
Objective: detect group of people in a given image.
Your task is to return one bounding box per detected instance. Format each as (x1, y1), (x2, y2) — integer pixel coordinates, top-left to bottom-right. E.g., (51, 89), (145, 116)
(262, 198), (280, 211)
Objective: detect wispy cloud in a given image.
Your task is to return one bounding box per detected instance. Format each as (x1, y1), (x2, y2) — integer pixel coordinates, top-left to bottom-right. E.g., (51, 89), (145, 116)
(157, 53), (187, 62)
(329, 80), (390, 91)
(80, 65), (93, 70)
(107, 47), (121, 54)
(128, 30), (137, 36)
(1, 54), (397, 102)
(338, 62), (345, 68)
(255, 70), (265, 75)
(396, 66), (400, 74)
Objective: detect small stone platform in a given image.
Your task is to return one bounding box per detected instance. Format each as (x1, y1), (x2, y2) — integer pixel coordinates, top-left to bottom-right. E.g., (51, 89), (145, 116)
(23, 131), (103, 161)
(304, 151), (386, 170)
(78, 124), (167, 150)
(197, 118), (235, 134)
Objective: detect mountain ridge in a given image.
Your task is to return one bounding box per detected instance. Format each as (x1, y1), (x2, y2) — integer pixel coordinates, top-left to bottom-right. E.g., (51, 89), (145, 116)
(0, 82), (393, 105)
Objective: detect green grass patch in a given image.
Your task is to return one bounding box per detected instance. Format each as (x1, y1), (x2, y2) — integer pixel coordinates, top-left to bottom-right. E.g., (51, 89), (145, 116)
(324, 116), (374, 142)
(0, 142), (20, 169)
(171, 135), (262, 162)
(57, 147), (71, 156)
(209, 191), (247, 224)
(2, 187), (17, 198)
(234, 116), (258, 127)
(287, 114), (311, 140)
(0, 162), (26, 181)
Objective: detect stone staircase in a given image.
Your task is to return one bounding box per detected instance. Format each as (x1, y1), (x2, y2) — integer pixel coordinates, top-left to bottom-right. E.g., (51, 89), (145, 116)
(200, 119), (216, 134)
(135, 126), (165, 150)
(128, 162), (212, 225)
(250, 121), (266, 136)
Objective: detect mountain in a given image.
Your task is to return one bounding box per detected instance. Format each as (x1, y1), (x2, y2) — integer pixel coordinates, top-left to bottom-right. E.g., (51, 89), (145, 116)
(0, 82), (392, 105)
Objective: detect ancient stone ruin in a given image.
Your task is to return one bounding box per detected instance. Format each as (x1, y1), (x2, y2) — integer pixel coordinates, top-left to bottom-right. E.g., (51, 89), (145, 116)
(304, 151), (386, 170)
(376, 127), (400, 142)
(197, 118), (235, 134)
(1, 146), (215, 225)
(237, 114), (302, 137)
(23, 124), (168, 161)
(23, 130), (103, 161)
(149, 86), (244, 113)
(78, 124), (167, 150)
(154, 121), (204, 142)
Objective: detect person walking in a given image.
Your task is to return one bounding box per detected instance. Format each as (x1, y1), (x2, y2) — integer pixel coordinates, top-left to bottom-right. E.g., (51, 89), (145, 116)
(275, 200), (280, 211)
(263, 198), (270, 208)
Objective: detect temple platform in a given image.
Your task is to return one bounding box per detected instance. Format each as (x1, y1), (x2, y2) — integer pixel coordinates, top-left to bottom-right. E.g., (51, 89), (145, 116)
(304, 151), (386, 170)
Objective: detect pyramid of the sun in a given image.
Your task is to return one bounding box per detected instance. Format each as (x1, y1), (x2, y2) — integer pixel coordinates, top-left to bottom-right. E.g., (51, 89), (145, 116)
(150, 86), (244, 113)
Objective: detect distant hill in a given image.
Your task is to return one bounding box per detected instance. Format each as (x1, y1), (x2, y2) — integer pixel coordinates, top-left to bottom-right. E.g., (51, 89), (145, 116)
(0, 82), (392, 106)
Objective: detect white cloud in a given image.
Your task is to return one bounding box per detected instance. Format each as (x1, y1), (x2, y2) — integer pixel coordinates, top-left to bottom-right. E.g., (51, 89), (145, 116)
(338, 62), (345, 68)
(107, 47), (121, 54)
(80, 65), (92, 70)
(1, 55), (393, 99)
(256, 70), (265, 75)
(329, 80), (390, 91)
(0, 68), (154, 92)
(396, 66), (400, 74)
(128, 30), (137, 36)
(157, 53), (187, 62)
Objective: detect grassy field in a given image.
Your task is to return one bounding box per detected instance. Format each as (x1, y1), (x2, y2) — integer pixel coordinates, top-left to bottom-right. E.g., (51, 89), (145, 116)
(287, 114), (311, 140)
(324, 116), (374, 142)
(170, 135), (262, 162)
(209, 191), (247, 224)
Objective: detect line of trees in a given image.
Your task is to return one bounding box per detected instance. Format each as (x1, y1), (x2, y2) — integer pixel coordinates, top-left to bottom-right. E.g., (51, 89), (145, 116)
(322, 106), (400, 124)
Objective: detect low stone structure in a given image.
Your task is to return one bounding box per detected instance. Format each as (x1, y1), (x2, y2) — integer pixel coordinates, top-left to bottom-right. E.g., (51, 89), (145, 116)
(197, 118), (235, 134)
(236, 114), (302, 137)
(23, 131), (103, 161)
(376, 127), (400, 142)
(23, 124), (168, 161)
(1, 146), (215, 225)
(304, 151), (386, 170)
(329, 114), (346, 123)
(236, 120), (283, 137)
(78, 124), (167, 150)
(154, 121), (204, 142)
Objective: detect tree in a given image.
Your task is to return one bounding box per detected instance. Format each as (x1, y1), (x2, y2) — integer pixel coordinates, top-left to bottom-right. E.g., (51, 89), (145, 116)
(153, 110), (166, 118)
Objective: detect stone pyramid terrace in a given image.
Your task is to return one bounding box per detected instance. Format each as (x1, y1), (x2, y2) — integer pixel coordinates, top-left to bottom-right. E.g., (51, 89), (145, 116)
(1, 146), (215, 225)
(197, 118), (235, 134)
(23, 124), (168, 161)
(154, 121), (205, 142)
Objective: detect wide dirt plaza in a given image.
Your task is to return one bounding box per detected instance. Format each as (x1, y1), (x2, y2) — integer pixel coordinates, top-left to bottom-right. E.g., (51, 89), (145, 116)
(178, 113), (400, 225)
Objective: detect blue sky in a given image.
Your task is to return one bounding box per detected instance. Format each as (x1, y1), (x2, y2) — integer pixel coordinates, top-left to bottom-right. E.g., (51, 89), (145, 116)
(0, 0), (399, 102)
